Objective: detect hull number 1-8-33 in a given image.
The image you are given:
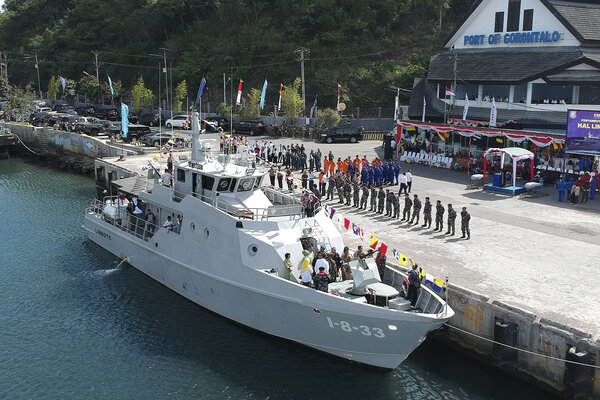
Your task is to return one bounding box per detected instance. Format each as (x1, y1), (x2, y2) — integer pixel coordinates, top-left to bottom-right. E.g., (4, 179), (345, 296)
(327, 317), (385, 338)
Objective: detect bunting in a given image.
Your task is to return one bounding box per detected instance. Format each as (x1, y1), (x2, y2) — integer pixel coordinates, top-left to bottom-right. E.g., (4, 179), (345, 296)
(437, 131), (450, 141)
(368, 234), (378, 249)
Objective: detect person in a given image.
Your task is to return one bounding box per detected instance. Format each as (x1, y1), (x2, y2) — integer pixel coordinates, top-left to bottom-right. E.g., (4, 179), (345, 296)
(167, 153), (174, 172)
(434, 200), (444, 232)
(370, 185), (378, 212)
(446, 204), (457, 235)
(385, 189), (392, 216)
(390, 192), (399, 218)
(144, 209), (156, 238)
(314, 253), (329, 279)
(410, 194), (421, 225)
(422, 197), (432, 228)
(353, 182), (360, 208)
(163, 215), (174, 231)
(461, 207), (471, 239)
(301, 170), (308, 189)
(590, 176), (597, 200)
(344, 179), (352, 206)
(162, 169), (172, 187)
(581, 173), (591, 203)
(377, 187), (385, 214)
(557, 178), (566, 202)
(375, 251), (387, 279)
(269, 165), (276, 186)
(340, 246), (353, 281)
(286, 169), (294, 191)
(406, 263), (420, 306)
(277, 167), (284, 189)
(406, 169), (413, 193)
(300, 250), (313, 287)
(571, 183), (580, 204)
(402, 193), (412, 221)
(360, 184), (369, 210)
(354, 245), (364, 259)
(313, 266), (331, 292)
(328, 247), (341, 281)
(173, 214), (182, 234)
(399, 173), (408, 195)
(326, 175), (335, 200)
(283, 253), (293, 280)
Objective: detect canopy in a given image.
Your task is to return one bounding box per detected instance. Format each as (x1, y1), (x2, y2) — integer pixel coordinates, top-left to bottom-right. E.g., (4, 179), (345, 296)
(482, 147), (534, 195)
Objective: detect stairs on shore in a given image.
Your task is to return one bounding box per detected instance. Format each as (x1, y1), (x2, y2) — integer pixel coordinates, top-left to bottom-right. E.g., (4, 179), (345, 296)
(37, 129), (49, 153)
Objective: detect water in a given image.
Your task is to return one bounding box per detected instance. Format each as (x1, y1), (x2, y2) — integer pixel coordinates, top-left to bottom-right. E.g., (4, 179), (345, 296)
(0, 158), (556, 400)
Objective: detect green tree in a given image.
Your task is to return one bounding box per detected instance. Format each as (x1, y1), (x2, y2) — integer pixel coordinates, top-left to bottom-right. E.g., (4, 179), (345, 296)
(47, 76), (59, 102)
(131, 76), (154, 111)
(317, 108), (340, 127)
(280, 78), (303, 123)
(216, 102), (233, 122)
(240, 88), (261, 120)
(0, 77), (33, 119)
(174, 80), (187, 113)
(77, 75), (100, 103)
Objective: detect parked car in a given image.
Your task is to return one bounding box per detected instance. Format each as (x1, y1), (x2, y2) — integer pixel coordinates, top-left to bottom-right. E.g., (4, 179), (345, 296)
(47, 112), (73, 127)
(74, 104), (95, 116)
(29, 111), (54, 126)
(139, 112), (162, 126)
(320, 126), (364, 143)
(231, 120), (265, 136)
(76, 117), (104, 136)
(95, 106), (118, 120)
(165, 114), (190, 129)
(141, 132), (184, 147)
(53, 103), (76, 114)
(102, 120), (121, 136)
(119, 124), (152, 143)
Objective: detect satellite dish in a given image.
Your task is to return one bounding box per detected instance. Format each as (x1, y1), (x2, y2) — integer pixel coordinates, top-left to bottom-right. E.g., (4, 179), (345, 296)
(339, 103), (347, 111)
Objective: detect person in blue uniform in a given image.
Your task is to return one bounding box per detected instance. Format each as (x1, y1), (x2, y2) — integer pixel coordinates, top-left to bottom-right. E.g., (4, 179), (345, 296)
(368, 167), (375, 187)
(374, 166), (382, 187)
(394, 163), (401, 185)
(382, 164), (389, 185)
(590, 176), (596, 200)
(348, 162), (355, 181)
(557, 178), (566, 202)
(566, 177), (574, 201)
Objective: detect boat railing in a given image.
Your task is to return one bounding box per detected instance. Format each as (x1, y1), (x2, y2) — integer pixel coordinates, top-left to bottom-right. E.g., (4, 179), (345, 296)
(382, 265), (446, 316)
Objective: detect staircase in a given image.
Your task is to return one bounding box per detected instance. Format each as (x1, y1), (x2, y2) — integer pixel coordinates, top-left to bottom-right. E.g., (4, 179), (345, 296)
(305, 220), (332, 251)
(37, 129), (49, 153)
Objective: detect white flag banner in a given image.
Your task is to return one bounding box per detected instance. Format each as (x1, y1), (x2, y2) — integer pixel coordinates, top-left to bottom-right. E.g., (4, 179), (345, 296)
(489, 98), (497, 127)
(421, 97), (426, 122)
(236, 79), (243, 106)
(394, 95), (399, 122)
(462, 93), (469, 122)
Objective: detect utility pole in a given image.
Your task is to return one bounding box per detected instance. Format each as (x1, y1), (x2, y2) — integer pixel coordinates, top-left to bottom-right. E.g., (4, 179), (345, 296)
(452, 52), (458, 121)
(33, 50), (41, 99)
(160, 48), (169, 113)
(295, 47), (309, 117)
(91, 50), (101, 103)
(223, 72), (226, 104)
(0, 51), (7, 81)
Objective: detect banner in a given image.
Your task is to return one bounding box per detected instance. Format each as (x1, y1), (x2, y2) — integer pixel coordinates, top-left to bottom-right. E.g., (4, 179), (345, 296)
(236, 79), (243, 105)
(336, 84), (341, 112)
(422, 97), (426, 122)
(121, 103), (129, 138)
(108, 75), (114, 96)
(462, 93), (469, 122)
(489, 98), (497, 127)
(60, 76), (66, 96)
(259, 79), (268, 110)
(309, 96), (317, 119)
(278, 83), (283, 110)
(566, 110), (600, 155)
(196, 77), (206, 106)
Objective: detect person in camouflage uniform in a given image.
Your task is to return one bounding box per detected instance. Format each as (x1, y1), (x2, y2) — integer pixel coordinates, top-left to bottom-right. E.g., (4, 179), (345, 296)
(360, 184), (369, 209)
(377, 187), (385, 214)
(446, 203), (457, 236)
(402, 193), (412, 221)
(385, 189), (392, 216)
(434, 200), (444, 231)
(336, 177), (345, 204)
(326, 175), (335, 200)
(422, 196), (432, 228)
(391, 192), (399, 218)
(410, 194), (422, 225)
(344, 179), (352, 206)
(352, 182), (360, 207)
(461, 206), (471, 240)
(370, 186), (377, 212)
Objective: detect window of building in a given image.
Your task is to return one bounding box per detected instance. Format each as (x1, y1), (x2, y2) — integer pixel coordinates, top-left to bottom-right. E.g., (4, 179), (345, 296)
(531, 83), (571, 105)
(507, 0), (521, 32)
(482, 85), (510, 102)
(513, 84), (528, 103)
(495, 12), (504, 33)
(455, 85), (480, 100)
(176, 168), (186, 182)
(578, 86), (600, 105)
(523, 9), (533, 31)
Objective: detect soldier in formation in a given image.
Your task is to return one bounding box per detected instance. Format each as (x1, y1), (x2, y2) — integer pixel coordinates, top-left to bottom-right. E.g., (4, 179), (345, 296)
(410, 194), (421, 225)
(385, 190), (393, 216)
(360, 184), (370, 210)
(446, 204), (457, 236)
(344, 180), (352, 206)
(461, 206), (470, 240)
(369, 186), (377, 212)
(377, 187), (385, 214)
(434, 200), (444, 231)
(401, 193), (412, 221)
(391, 192), (399, 218)
(352, 182), (360, 207)
(422, 197), (432, 228)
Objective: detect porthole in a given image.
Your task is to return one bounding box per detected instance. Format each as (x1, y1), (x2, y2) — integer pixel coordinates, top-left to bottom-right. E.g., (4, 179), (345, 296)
(190, 222), (195, 232)
(248, 244), (258, 255)
(388, 324), (397, 331)
(204, 228), (210, 238)
(155, 242), (159, 248)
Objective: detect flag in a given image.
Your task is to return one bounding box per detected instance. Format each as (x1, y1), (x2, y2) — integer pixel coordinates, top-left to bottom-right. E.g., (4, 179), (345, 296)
(392, 249), (400, 261)
(343, 218), (350, 230)
(378, 243), (388, 256)
(396, 252), (409, 266)
(121, 103), (129, 138)
(196, 77), (206, 106)
(437, 131), (450, 141)
(108, 75), (114, 96)
(462, 93), (469, 122)
(278, 83), (283, 110)
(496, 136), (504, 143)
(60, 76), (66, 96)
(445, 87), (455, 97)
(259, 79), (268, 110)
(421, 97), (426, 122)
(489, 98), (497, 127)
(352, 223), (360, 236)
(309, 96), (317, 119)
(336, 84), (341, 112)
(368, 235), (378, 249)
(329, 207), (336, 219)
(236, 79), (243, 105)
(553, 141), (563, 150)
(394, 93), (399, 122)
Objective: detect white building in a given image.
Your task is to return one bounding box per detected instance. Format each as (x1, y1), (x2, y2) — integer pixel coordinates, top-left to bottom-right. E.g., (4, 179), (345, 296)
(409, 0), (600, 131)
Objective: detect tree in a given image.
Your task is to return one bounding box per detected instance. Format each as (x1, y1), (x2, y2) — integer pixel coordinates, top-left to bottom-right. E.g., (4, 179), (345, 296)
(77, 75), (101, 103)
(216, 102), (233, 122)
(47, 76), (59, 102)
(317, 108), (340, 127)
(240, 88), (261, 120)
(174, 80), (188, 113)
(0, 77), (33, 120)
(131, 76), (154, 111)
(280, 78), (303, 123)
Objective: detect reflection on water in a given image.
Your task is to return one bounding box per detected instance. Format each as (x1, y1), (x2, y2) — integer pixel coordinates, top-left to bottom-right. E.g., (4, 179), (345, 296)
(0, 158), (556, 399)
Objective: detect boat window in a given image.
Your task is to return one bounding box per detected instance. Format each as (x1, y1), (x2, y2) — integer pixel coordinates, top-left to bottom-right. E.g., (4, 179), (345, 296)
(217, 177), (232, 191)
(229, 178), (237, 192)
(176, 168), (186, 182)
(253, 176), (262, 189)
(202, 175), (215, 190)
(237, 178), (255, 192)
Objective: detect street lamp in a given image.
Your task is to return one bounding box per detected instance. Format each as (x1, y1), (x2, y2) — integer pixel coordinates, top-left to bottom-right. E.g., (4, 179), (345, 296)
(25, 50), (42, 99)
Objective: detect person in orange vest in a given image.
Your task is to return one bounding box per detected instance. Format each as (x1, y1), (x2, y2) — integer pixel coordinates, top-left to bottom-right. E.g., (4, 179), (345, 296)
(318, 170), (326, 194)
(353, 155), (361, 172)
(329, 158), (335, 176)
(337, 158), (345, 175)
(323, 157), (330, 176)
(361, 155), (369, 170)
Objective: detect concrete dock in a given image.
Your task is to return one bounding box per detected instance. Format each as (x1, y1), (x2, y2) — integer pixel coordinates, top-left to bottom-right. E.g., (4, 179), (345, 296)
(10, 123), (599, 398)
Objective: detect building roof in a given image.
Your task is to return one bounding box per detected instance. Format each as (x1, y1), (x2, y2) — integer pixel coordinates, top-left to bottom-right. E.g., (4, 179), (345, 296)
(428, 47), (600, 84)
(546, 69), (600, 83)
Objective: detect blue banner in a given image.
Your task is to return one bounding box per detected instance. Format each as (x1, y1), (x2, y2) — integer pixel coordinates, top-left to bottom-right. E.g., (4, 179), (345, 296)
(60, 76), (66, 96)
(259, 79), (268, 110)
(121, 103), (129, 138)
(309, 96), (317, 119)
(108, 75), (114, 96)
(566, 110), (600, 155)
(196, 77), (206, 106)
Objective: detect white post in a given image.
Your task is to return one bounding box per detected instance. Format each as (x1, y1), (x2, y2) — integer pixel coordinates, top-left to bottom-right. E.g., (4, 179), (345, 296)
(526, 82), (533, 106)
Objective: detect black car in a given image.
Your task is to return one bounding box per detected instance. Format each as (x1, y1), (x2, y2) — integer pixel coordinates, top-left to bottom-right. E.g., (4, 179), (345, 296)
(29, 111), (53, 126)
(53, 103), (76, 114)
(139, 112), (162, 126)
(120, 124), (152, 143)
(231, 120), (265, 136)
(320, 126), (364, 143)
(75, 104), (95, 116)
(95, 106), (119, 120)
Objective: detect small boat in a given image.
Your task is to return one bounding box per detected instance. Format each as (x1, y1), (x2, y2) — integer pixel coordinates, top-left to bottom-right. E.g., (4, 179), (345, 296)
(84, 112), (454, 369)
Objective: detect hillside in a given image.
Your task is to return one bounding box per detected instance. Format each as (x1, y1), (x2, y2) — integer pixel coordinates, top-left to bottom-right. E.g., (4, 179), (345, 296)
(0, 0), (472, 113)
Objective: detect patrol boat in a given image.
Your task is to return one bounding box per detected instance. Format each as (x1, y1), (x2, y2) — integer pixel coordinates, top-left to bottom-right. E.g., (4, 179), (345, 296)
(84, 113), (454, 369)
